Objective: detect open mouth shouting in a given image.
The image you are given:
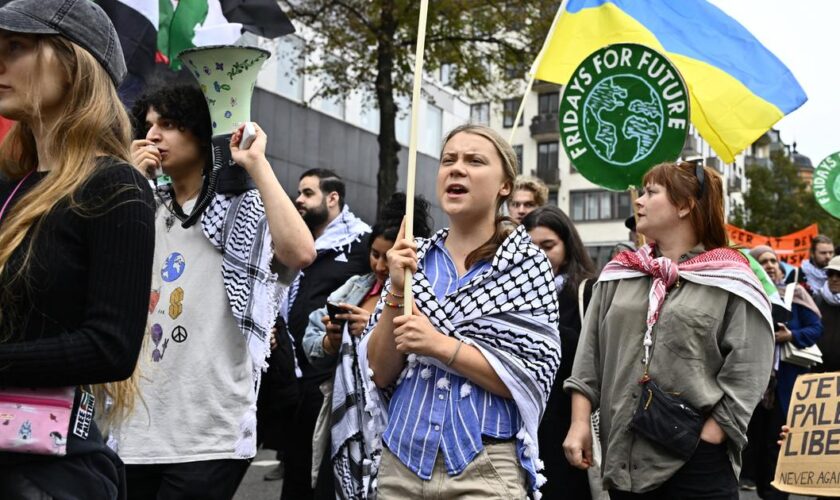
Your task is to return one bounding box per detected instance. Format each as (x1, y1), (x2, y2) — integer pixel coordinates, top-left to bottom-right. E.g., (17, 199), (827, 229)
(445, 183), (469, 199)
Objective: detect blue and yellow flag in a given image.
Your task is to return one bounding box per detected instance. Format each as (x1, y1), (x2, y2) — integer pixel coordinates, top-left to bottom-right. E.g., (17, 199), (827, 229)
(534, 0), (807, 162)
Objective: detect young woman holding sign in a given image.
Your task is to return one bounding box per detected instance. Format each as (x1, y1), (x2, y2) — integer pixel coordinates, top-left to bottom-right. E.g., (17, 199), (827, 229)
(564, 162), (775, 499)
(362, 124), (561, 498)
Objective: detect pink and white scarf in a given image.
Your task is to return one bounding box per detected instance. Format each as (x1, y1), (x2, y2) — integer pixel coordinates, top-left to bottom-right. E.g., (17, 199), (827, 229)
(600, 244), (774, 364)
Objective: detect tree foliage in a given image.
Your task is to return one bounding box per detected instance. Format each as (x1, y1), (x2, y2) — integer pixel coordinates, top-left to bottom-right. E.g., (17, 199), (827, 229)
(736, 151), (840, 242)
(280, 0), (559, 213)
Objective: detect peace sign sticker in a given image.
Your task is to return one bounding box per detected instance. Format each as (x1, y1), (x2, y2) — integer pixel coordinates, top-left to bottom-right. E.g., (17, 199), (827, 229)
(171, 326), (188, 344)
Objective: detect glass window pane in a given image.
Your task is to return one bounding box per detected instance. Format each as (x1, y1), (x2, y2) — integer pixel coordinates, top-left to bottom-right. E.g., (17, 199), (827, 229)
(275, 35), (303, 100)
(571, 193), (584, 221)
(421, 103), (443, 156)
(599, 192), (612, 220)
(513, 145), (523, 171)
(586, 193), (599, 221)
(618, 192), (631, 218)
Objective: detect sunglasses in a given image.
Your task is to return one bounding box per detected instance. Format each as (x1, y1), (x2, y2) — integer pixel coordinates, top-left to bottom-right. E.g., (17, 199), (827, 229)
(695, 163), (706, 198)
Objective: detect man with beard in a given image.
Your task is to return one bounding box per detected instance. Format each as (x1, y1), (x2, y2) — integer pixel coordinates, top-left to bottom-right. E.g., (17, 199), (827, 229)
(802, 235), (835, 294)
(276, 168), (371, 499)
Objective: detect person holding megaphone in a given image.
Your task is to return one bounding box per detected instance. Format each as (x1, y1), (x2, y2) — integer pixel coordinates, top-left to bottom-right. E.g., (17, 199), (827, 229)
(116, 84), (314, 499)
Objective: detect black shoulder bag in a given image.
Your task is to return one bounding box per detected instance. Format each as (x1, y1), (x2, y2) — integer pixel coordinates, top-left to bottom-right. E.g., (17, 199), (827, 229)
(629, 323), (704, 460)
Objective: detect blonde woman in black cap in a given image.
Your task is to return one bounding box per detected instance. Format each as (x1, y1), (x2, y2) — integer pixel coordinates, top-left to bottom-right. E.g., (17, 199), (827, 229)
(0, 0), (154, 498)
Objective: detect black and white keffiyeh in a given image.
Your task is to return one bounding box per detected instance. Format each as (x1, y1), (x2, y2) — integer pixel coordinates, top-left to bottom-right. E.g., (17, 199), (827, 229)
(158, 188), (281, 457)
(356, 225), (561, 497)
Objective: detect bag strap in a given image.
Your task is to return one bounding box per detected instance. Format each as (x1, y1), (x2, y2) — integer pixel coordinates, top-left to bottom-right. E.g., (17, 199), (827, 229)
(0, 170), (35, 221)
(578, 278), (588, 323)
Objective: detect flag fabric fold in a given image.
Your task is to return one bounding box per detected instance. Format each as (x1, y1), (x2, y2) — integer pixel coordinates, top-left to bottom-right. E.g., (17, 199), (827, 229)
(534, 0), (807, 162)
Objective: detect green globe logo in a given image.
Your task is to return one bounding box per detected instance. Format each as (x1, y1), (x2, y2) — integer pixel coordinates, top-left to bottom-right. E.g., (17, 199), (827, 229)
(583, 74), (664, 167)
(559, 43), (689, 191)
(834, 174), (840, 202)
(813, 151), (840, 219)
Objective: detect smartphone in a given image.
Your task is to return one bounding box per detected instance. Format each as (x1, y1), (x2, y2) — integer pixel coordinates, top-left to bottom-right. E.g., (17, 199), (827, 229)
(326, 302), (347, 329)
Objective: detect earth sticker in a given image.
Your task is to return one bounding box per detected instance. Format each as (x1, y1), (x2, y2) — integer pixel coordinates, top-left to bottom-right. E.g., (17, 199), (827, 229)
(813, 152), (840, 219)
(559, 43), (690, 191)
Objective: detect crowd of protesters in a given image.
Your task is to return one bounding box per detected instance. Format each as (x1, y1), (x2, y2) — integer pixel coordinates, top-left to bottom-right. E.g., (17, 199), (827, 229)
(1, 1), (839, 500)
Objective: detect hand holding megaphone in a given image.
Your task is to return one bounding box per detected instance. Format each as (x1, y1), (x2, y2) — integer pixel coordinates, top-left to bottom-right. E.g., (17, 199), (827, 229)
(230, 122), (268, 174)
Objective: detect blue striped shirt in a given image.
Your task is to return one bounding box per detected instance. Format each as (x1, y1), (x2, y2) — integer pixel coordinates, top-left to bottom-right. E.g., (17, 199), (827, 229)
(383, 239), (533, 480)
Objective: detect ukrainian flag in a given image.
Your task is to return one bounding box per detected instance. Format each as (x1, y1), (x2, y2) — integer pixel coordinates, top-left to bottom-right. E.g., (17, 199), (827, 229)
(534, 0), (807, 163)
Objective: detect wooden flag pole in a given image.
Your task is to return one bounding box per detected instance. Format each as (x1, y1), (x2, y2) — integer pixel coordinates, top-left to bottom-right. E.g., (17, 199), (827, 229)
(404, 0), (430, 315)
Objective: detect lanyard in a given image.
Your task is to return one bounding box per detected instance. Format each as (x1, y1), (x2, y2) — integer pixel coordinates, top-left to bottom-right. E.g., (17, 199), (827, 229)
(0, 170), (35, 221)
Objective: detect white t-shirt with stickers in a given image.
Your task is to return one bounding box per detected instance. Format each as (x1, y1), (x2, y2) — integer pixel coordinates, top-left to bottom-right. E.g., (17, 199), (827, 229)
(117, 199), (256, 464)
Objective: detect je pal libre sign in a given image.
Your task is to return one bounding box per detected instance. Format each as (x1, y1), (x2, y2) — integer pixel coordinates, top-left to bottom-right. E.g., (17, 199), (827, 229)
(773, 373), (840, 496)
(558, 43), (689, 191)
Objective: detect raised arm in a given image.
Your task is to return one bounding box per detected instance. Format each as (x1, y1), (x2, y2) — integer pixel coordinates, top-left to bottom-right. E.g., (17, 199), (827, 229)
(230, 123), (315, 270)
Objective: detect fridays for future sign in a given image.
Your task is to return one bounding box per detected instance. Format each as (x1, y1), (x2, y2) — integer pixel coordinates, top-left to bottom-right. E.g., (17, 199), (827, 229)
(559, 43), (689, 191)
(813, 151), (840, 219)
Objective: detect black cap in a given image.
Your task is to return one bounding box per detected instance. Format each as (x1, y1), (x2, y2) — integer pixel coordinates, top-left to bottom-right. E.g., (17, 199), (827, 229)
(0, 0), (127, 85)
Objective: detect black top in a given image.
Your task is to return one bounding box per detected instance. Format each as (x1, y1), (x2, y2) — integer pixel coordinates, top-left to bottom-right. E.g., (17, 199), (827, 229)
(538, 278), (595, 500)
(0, 159), (155, 386)
(287, 235), (370, 385)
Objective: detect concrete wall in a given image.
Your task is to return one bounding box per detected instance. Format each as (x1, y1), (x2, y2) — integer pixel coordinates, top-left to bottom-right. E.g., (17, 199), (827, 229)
(252, 88), (446, 229)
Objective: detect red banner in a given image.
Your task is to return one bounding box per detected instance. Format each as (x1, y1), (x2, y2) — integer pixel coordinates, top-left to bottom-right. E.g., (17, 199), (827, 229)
(726, 224), (819, 267)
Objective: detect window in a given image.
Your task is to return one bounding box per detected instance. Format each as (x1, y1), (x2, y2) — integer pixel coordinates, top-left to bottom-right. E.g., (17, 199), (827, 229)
(548, 189), (558, 207)
(275, 35), (304, 101)
(537, 142), (558, 170)
(538, 92), (559, 115)
(504, 62), (526, 80)
(421, 103), (443, 155)
(439, 63), (455, 86)
(470, 102), (490, 125)
(503, 98), (523, 128)
(570, 190), (632, 221)
(537, 142), (559, 184)
(512, 145), (523, 171)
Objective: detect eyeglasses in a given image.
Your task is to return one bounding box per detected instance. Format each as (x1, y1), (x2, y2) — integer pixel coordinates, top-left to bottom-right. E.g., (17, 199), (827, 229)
(695, 163), (706, 198)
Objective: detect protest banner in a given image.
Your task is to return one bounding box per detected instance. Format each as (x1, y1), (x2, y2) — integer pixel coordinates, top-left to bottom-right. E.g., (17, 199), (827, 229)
(773, 373), (840, 496)
(727, 223), (819, 266)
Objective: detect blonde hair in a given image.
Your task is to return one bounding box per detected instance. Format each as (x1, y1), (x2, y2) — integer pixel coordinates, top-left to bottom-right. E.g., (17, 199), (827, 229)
(0, 36), (132, 280)
(439, 124), (517, 268)
(0, 36), (135, 424)
(512, 175), (549, 206)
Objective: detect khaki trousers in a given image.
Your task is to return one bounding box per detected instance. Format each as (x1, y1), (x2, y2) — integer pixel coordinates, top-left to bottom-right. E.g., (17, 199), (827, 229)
(377, 440), (527, 500)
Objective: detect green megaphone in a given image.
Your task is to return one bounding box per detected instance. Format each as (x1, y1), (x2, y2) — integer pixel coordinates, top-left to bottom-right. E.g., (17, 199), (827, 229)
(178, 45), (270, 201)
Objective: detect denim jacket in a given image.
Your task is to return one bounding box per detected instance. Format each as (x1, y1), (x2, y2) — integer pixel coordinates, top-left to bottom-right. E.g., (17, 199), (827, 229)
(302, 273), (377, 369)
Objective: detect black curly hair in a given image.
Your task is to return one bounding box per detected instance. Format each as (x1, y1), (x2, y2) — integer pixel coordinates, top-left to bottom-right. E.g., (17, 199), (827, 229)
(130, 84), (212, 156)
(370, 192), (433, 247)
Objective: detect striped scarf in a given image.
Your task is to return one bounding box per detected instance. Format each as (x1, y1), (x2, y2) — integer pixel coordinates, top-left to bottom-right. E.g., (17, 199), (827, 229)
(601, 244), (774, 364)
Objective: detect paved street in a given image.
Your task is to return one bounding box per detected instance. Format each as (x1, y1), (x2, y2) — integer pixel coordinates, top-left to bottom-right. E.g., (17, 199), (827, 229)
(232, 448), (814, 500)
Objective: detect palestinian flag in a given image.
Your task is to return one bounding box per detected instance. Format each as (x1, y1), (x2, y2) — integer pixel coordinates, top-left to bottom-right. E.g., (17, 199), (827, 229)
(96, 0), (294, 104)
